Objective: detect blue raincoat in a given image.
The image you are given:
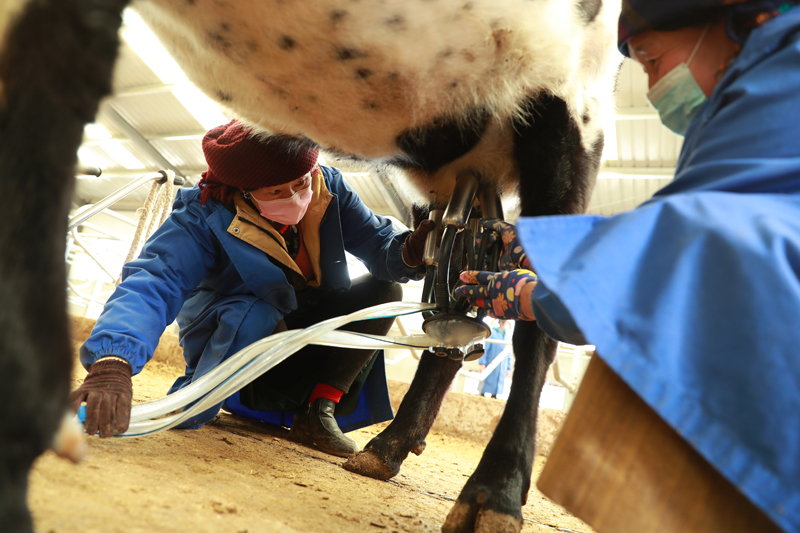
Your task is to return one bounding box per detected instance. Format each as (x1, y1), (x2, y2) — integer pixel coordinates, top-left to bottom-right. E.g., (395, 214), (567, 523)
(519, 8), (800, 532)
(81, 165), (418, 432)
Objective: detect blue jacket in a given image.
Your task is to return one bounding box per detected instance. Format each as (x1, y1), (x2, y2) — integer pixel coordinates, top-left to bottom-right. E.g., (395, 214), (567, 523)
(518, 8), (800, 532)
(81, 165), (417, 429)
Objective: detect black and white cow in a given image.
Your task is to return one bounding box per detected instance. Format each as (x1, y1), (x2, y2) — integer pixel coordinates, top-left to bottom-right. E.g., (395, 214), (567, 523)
(0, 1), (619, 532)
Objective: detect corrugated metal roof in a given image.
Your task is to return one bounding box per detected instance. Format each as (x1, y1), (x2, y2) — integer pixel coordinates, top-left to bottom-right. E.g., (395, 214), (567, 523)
(586, 59), (683, 216)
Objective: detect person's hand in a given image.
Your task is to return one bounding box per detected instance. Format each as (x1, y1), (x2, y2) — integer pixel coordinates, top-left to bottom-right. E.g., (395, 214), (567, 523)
(402, 219), (437, 268)
(453, 269), (538, 320)
(70, 357), (133, 438)
(475, 219), (532, 271)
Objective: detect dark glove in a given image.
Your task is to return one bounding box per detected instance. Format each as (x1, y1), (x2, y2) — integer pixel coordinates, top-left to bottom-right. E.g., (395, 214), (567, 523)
(475, 219), (532, 271)
(401, 219), (437, 268)
(453, 269), (538, 320)
(70, 357), (133, 438)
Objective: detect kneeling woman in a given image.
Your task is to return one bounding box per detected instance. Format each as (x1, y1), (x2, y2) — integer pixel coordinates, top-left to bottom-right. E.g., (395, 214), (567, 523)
(72, 120), (432, 457)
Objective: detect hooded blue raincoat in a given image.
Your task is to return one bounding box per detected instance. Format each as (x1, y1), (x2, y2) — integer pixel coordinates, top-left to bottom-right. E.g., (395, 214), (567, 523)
(519, 8), (800, 532)
(81, 165), (419, 432)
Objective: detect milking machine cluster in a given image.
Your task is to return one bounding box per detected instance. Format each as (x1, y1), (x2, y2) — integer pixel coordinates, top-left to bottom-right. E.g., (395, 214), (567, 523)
(420, 172), (504, 362)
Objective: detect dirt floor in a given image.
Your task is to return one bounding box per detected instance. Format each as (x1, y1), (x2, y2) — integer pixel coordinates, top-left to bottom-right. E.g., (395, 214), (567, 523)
(27, 322), (594, 533)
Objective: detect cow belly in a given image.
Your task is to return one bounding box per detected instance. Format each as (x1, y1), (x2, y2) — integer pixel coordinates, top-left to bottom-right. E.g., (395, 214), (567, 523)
(132, 0), (611, 165)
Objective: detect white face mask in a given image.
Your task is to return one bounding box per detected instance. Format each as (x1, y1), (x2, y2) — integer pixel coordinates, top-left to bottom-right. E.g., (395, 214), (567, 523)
(646, 25), (710, 137)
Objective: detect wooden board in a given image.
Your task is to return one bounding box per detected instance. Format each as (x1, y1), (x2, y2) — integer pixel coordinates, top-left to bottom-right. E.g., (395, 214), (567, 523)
(537, 356), (784, 533)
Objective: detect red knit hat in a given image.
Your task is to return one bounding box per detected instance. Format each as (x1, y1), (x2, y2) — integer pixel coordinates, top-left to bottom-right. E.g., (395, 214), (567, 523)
(197, 120), (320, 204)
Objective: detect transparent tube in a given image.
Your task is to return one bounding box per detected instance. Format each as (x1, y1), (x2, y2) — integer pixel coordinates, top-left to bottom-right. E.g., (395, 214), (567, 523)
(128, 329), (435, 423)
(121, 302), (435, 437)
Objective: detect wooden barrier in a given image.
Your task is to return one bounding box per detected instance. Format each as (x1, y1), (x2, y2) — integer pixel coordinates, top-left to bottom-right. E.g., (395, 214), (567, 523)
(538, 356), (783, 533)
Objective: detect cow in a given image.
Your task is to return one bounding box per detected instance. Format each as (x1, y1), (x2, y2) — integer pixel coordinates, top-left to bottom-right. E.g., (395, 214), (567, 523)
(0, 1), (620, 532)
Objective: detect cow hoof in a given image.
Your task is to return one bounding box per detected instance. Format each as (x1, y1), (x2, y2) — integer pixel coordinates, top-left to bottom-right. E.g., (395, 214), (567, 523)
(51, 411), (87, 464)
(343, 450), (399, 480)
(442, 501), (523, 533)
(410, 441), (426, 455)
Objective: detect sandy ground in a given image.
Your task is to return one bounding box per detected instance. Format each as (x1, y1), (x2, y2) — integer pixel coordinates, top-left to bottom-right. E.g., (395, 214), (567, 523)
(27, 323), (593, 533)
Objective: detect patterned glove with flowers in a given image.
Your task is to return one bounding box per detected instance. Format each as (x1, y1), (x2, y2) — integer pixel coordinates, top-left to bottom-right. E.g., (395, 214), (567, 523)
(453, 269), (538, 321)
(474, 219), (532, 271)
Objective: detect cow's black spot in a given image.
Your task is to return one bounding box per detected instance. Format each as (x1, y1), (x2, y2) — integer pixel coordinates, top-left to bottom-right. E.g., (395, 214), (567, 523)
(330, 10), (348, 23)
(356, 68), (373, 79)
(393, 106), (490, 172)
(578, 0), (602, 24)
(208, 31), (232, 50)
(279, 36), (296, 50)
(438, 48), (454, 60)
(270, 86), (290, 99)
(217, 91), (232, 102)
(386, 14), (405, 28)
(336, 47), (368, 60)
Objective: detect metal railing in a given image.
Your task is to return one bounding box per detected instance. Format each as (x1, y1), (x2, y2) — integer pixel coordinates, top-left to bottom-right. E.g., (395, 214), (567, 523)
(67, 170), (185, 232)
(66, 170), (185, 310)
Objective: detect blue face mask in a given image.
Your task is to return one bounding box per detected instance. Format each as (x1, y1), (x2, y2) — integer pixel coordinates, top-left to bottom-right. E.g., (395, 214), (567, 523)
(646, 26), (710, 137)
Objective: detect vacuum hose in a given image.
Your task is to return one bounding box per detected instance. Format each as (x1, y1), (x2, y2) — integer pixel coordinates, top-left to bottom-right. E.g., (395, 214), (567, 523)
(435, 225), (458, 314)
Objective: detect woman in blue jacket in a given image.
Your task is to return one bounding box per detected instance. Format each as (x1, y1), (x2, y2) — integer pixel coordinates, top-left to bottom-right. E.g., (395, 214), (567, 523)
(478, 320), (512, 399)
(456, 2), (800, 531)
(71, 120), (433, 457)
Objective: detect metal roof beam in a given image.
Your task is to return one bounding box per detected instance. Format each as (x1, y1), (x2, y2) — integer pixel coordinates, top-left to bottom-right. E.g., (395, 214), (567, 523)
(599, 166), (675, 179)
(104, 106), (186, 178)
(615, 106), (659, 120)
(371, 168), (412, 227)
(82, 131), (205, 146)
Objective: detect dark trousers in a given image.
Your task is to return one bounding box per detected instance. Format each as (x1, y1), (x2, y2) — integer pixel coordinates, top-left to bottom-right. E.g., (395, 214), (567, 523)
(237, 274), (402, 412)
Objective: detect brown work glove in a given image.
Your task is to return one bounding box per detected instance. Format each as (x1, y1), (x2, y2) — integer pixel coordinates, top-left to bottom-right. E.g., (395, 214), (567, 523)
(70, 358), (133, 438)
(401, 219), (437, 268)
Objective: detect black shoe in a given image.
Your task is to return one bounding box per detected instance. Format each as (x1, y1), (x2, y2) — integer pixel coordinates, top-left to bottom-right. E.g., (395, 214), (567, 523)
(288, 404), (313, 445)
(307, 398), (359, 457)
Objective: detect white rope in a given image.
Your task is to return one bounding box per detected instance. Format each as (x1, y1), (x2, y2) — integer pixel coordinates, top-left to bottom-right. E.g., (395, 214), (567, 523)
(116, 171), (176, 286)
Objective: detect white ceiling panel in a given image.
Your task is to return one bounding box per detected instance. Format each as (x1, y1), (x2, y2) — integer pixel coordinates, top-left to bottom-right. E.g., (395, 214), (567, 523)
(106, 92), (204, 135)
(110, 41), (161, 91)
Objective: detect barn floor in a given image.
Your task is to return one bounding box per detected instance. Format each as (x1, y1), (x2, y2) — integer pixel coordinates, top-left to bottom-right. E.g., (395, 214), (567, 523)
(27, 341), (593, 533)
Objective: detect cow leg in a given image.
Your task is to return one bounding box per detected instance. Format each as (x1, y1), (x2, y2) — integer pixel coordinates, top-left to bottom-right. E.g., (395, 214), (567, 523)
(0, 1), (127, 531)
(442, 93), (602, 533)
(345, 199), (471, 480)
(344, 351), (461, 479)
(442, 325), (556, 532)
